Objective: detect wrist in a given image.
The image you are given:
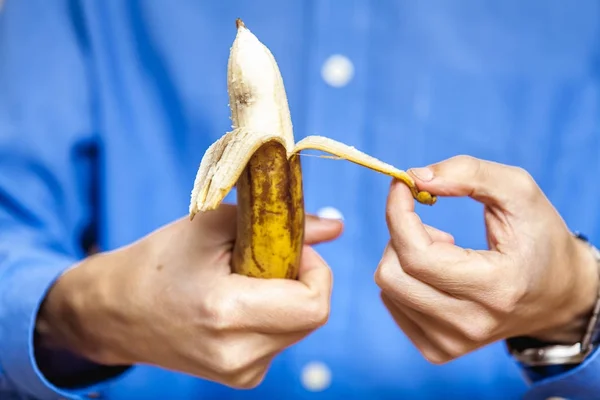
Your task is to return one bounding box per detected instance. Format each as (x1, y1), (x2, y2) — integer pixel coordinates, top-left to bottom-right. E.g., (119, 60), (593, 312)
(35, 262), (84, 352)
(507, 234), (600, 370)
(36, 252), (133, 366)
(529, 234), (600, 344)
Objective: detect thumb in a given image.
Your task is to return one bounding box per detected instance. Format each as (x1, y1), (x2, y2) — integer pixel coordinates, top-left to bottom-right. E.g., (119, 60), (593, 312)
(304, 214), (344, 245)
(408, 155), (541, 210)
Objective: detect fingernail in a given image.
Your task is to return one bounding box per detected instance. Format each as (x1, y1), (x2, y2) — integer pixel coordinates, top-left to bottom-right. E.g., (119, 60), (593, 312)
(410, 167), (434, 182)
(316, 207), (344, 221)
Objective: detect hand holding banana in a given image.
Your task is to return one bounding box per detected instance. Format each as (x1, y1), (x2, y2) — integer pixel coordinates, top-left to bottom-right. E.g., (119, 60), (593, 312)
(376, 156), (599, 364)
(37, 206), (343, 389)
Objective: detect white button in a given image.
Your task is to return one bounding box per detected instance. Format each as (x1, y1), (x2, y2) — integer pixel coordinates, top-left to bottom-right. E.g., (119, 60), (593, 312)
(316, 206), (344, 220)
(546, 398), (568, 400)
(301, 361), (331, 392)
(321, 54), (354, 88)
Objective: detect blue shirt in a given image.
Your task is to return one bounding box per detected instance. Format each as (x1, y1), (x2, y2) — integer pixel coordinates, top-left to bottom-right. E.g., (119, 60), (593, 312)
(1, 1), (599, 399)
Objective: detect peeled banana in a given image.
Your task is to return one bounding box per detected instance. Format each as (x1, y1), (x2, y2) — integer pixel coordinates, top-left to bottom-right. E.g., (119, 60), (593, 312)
(189, 19), (436, 280)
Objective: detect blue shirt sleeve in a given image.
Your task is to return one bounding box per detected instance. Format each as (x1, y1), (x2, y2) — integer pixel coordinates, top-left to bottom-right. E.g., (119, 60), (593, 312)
(0, 1), (129, 398)
(520, 347), (600, 399)
(517, 243), (600, 398)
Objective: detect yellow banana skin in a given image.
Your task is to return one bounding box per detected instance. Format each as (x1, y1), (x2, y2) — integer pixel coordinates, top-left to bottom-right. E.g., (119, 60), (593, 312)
(234, 143), (304, 279)
(189, 19), (436, 280)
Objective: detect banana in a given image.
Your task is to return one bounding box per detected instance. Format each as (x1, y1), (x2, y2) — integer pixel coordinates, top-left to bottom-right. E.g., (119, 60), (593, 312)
(189, 19), (436, 279)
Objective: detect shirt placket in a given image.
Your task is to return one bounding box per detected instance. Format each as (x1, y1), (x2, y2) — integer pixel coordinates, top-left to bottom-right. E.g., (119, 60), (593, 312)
(294, 0), (372, 393)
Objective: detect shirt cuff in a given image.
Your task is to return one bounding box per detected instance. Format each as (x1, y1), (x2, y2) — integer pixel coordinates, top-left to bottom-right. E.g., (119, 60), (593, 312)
(0, 252), (128, 399)
(521, 346), (600, 399)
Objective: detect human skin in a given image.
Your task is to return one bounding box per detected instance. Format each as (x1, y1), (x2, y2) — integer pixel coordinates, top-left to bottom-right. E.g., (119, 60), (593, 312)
(376, 155), (599, 364)
(36, 205), (344, 389)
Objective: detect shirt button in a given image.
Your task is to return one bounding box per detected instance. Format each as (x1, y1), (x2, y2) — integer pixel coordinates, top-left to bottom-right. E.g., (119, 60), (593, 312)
(316, 206), (344, 220)
(301, 361), (332, 392)
(321, 54), (354, 88)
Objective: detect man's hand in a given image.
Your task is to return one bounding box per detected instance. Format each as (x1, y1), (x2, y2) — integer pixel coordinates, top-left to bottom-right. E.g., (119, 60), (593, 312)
(36, 204), (343, 388)
(375, 155), (599, 364)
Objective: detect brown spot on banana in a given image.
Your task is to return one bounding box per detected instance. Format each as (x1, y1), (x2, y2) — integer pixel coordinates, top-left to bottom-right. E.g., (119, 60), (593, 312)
(232, 141), (305, 279)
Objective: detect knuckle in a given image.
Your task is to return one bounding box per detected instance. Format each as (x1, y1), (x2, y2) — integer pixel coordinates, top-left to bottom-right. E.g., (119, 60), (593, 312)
(452, 155), (481, 176)
(321, 266), (334, 288)
(227, 368), (267, 389)
(459, 316), (497, 342)
(212, 346), (250, 379)
(436, 338), (469, 360)
(493, 282), (526, 315)
(422, 349), (452, 365)
(454, 154), (478, 166)
(511, 167), (538, 198)
(304, 295), (330, 328)
(374, 261), (397, 291)
(201, 294), (239, 332)
(399, 259), (423, 277)
(373, 265), (386, 288)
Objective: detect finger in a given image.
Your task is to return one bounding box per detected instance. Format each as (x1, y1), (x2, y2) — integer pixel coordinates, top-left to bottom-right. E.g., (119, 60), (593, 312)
(386, 182), (493, 289)
(375, 243), (475, 310)
(222, 246), (332, 333)
(408, 155), (542, 211)
(190, 203), (238, 244)
(260, 329), (313, 360)
(386, 179), (433, 251)
(376, 241), (499, 312)
(386, 180), (472, 267)
(234, 329), (314, 387)
(183, 332), (277, 388)
(380, 292), (449, 364)
(217, 330), (310, 385)
(226, 352), (274, 389)
(398, 302), (480, 362)
(296, 246), (333, 307)
(424, 224), (454, 244)
(304, 214), (344, 245)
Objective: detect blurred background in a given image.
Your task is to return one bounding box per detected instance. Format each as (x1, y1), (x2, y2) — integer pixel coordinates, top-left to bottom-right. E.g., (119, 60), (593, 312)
(1, 1), (599, 399)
